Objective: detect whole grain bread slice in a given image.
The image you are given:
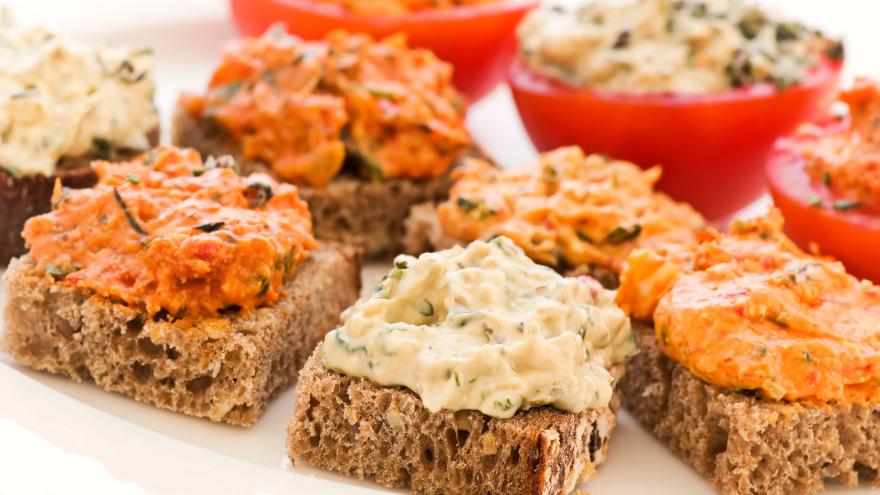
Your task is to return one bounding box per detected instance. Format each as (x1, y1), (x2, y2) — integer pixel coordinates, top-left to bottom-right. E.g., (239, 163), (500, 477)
(0, 129), (159, 266)
(172, 108), (480, 258)
(2, 243), (361, 426)
(621, 321), (880, 495)
(287, 347), (624, 495)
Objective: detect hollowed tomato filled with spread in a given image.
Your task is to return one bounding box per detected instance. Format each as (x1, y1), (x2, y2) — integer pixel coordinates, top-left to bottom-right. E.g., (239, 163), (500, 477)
(22, 146), (316, 319)
(768, 79), (880, 283)
(617, 209), (880, 405)
(436, 146), (706, 277)
(177, 29), (470, 189)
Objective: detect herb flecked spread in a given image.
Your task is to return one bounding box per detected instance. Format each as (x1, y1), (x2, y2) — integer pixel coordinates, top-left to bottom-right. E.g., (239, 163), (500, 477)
(518, 0), (844, 94)
(313, 0), (499, 14)
(180, 29), (470, 188)
(321, 237), (637, 418)
(0, 12), (158, 177)
(795, 79), (880, 212)
(22, 147), (316, 319)
(617, 209), (880, 405)
(437, 146), (705, 271)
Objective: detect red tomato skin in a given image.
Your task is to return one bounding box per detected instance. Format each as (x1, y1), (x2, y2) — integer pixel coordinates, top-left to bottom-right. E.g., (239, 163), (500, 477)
(508, 58), (842, 220)
(229, 0), (538, 101)
(767, 138), (880, 284)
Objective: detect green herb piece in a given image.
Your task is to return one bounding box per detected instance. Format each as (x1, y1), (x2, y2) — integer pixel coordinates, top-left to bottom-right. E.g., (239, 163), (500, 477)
(807, 195), (822, 208)
(195, 221), (225, 233)
(576, 230), (594, 243)
(224, 81), (243, 99)
(419, 300), (434, 317)
(832, 199), (862, 211)
(822, 170), (832, 185)
(494, 398), (513, 411)
(456, 197), (479, 213)
(605, 224), (642, 245)
(394, 260), (409, 270)
(192, 168), (206, 177)
(453, 371), (461, 387)
(367, 87), (395, 99)
(125, 174), (141, 185)
(92, 137), (112, 160)
(824, 40), (845, 62)
(256, 275), (271, 297)
(45, 264), (71, 278)
(113, 187), (147, 235)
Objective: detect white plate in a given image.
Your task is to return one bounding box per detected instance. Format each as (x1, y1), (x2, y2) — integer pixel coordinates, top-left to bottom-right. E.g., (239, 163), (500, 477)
(1, 1), (877, 494)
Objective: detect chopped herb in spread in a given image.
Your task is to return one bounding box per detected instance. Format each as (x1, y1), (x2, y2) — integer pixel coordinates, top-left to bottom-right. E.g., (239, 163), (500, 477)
(518, 0), (843, 94)
(321, 238), (636, 419)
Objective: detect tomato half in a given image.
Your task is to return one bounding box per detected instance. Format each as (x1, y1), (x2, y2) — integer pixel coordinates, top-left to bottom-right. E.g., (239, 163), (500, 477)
(229, 0), (538, 101)
(508, 58), (842, 220)
(767, 131), (880, 284)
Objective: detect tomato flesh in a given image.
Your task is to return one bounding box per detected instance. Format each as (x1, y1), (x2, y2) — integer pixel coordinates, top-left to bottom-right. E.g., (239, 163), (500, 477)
(508, 58), (842, 220)
(767, 135), (880, 284)
(229, 0), (538, 100)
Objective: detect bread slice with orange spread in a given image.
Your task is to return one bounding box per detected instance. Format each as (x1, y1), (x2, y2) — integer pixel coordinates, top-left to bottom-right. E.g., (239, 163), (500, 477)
(402, 146), (705, 287)
(173, 29), (474, 258)
(1, 147), (361, 426)
(615, 209), (880, 494)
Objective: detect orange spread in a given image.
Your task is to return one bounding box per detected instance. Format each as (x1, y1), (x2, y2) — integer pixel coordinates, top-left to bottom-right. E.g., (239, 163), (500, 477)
(618, 209), (880, 404)
(314, 0), (498, 14)
(437, 147), (705, 271)
(23, 147), (316, 319)
(800, 79), (880, 211)
(180, 30), (469, 188)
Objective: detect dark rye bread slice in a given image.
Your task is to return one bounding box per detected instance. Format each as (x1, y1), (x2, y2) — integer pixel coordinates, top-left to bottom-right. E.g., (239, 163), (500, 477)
(621, 321), (880, 495)
(2, 243), (361, 426)
(287, 348), (624, 495)
(172, 108), (479, 258)
(403, 202), (620, 288)
(0, 129), (159, 266)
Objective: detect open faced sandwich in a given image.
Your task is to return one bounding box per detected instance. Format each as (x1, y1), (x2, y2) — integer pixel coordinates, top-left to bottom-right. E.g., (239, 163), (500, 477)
(2, 146), (361, 426)
(287, 237), (637, 494)
(616, 209), (880, 494)
(0, 11), (159, 265)
(404, 146), (705, 287)
(173, 28), (474, 258)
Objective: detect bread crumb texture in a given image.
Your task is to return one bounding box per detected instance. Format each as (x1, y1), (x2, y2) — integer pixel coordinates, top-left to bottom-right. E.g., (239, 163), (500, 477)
(621, 321), (880, 495)
(2, 244), (360, 426)
(288, 348), (625, 495)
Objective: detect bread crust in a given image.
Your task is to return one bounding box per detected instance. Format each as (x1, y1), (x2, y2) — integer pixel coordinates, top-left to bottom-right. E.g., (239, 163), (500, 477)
(0, 128), (160, 266)
(2, 243), (362, 426)
(287, 347), (624, 495)
(172, 107), (479, 258)
(621, 321), (880, 495)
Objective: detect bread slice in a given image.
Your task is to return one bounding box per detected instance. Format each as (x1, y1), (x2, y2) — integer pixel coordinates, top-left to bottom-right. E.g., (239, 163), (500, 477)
(2, 243), (361, 426)
(403, 202), (621, 288)
(0, 130), (159, 266)
(287, 347), (624, 495)
(172, 108), (473, 258)
(621, 321), (880, 495)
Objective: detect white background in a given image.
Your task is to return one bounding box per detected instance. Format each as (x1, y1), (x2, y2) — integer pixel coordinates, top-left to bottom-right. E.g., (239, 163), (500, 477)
(1, 1), (879, 495)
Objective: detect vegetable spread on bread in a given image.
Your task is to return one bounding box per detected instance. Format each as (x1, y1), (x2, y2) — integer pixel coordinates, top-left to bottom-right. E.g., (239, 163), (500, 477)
(179, 29), (470, 188)
(321, 237), (637, 418)
(22, 146), (316, 318)
(437, 146), (705, 272)
(0, 11), (158, 176)
(314, 0), (498, 14)
(617, 209), (880, 404)
(518, 0), (844, 94)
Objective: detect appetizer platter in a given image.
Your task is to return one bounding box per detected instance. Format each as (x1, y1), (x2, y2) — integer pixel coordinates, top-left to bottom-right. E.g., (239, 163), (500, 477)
(2, 0), (879, 494)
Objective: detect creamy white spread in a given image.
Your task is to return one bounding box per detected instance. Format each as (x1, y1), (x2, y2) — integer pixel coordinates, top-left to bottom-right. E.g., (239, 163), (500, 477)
(0, 12), (158, 176)
(321, 237), (637, 419)
(518, 0), (842, 94)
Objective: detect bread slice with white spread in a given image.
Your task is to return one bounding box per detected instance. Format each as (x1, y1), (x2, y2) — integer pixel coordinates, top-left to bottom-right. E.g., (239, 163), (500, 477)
(287, 237), (637, 493)
(0, 12), (160, 265)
